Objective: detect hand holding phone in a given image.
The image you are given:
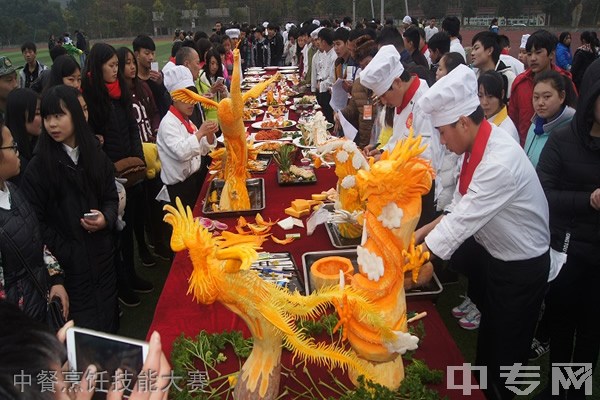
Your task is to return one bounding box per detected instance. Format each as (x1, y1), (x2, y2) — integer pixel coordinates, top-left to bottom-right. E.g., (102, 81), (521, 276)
(80, 209), (106, 232)
(150, 62), (159, 72)
(216, 76), (225, 84)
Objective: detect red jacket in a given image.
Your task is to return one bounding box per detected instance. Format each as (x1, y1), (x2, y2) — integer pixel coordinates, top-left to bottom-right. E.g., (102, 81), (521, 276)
(508, 64), (575, 147)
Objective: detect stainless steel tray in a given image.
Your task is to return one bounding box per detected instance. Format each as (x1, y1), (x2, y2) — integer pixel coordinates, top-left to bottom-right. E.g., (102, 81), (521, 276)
(323, 204), (361, 249)
(302, 249), (443, 300)
(202, 178), (265, 217)
(253, 252), (306, 295)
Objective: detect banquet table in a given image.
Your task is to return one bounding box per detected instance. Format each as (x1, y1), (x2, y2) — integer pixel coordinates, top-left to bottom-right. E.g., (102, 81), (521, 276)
(146, 74), (485, 399)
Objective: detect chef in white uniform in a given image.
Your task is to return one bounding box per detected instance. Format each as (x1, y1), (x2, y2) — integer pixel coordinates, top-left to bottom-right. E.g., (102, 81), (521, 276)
(416, 64), (550, 400)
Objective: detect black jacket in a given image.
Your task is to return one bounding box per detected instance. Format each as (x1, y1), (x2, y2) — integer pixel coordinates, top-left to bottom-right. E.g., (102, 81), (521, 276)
(537, 58), (600, 261)
(21, 146), (119, 332)
(86, 97), (144, 163)
(0, 183), (62, 322)
(268, 33), (284, 66)
(570, 47), (598, 91)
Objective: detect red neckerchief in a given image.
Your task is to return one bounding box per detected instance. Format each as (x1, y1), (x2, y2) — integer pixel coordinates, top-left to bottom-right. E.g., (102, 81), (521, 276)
(421, 44), (428, 54)
(105, 80), (121, 100)
(501, 49), (509, 55)
(169, 105), (196, 134)
(458, 119), (492, 195)
(169, 56), (176, 63)
(396, 76), (420, 114)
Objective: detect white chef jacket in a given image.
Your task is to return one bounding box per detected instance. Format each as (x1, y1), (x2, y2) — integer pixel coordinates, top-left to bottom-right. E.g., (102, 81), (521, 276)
(311, 47), (337, 93)
(157, 111), (215, 185)
(450, 38), (466, 62)
(425, 124), (550, 261)
(383, 79), (442, 171)
(499, 54), (525, 76)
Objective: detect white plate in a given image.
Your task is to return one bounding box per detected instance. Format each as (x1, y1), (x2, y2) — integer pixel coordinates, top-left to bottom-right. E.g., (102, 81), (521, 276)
(248, 131), (294, 142)
(262, 101), (292, 107)
(290, 104), (320, 111)
(264, 66), (279, 70)
(279, 66), (298, 70)
(251, 120), (296, 130)
(292, 137), (315, 149)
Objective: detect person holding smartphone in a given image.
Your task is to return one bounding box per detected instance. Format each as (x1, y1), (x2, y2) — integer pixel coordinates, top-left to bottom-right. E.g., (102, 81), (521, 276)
(197, 49), (229, 121)
(21, 85), (120, 333)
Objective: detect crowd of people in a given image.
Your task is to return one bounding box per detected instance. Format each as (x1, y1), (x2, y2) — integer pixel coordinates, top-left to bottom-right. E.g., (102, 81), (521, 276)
(0, 14), (598, 400)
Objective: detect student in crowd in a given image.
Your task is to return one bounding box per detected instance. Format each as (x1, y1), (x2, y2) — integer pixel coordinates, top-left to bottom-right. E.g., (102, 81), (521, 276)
(417, 65), (550, 400)
(19, 42), (47, 89)
(82, 43), (152, 308)
(333, 27), (356, 93)
(198, 48), (229, 121)
(300, 24), (318, 86)
(267, 23), (284, 66)
(555, 32), (572, 71)
(221, 34), (234, 77)
(524, 70), (576, 167)
(21, 85), (119, 332)
(403, 26), (429, 68)
(509, 30), (576, 146)
(196, 37), (213, 69)
(253, 27), (271, 68)
(533, 58), (600, 400)
(5, 88), (41, 181)
(311, 28), (337, 123)
(424, 17), (438, 42)
(162, 40), (183, 74)
(477, 71), (519, 142)
(417, 27), (432, 67)
(441, 16), (466, 61)
(488, 18), (499, 34)
(428, 31), (451, 77)
(133, 35), (170, 118)
(0, 116), (68, 324)
(116, 47), (161, 267)
(157, 66), (218, 209)
(470, 31), (516, 99)
(0, 57), (19, 118)
(338, 36), (378, 148)
(497, 34), (525, 76)
(435, 52), (466, 81)
(571, 31), (600, 90)
(44, 54), (82, 92)
(239, 27), (253, 70)
(28, 46), (68, 94)
(284, 27), (298, 66)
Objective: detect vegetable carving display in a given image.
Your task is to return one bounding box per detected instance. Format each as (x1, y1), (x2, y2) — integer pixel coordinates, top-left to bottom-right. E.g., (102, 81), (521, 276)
(170, 48), (278, 211)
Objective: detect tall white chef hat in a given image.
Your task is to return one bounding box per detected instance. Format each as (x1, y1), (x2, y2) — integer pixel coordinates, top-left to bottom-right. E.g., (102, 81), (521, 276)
(226, 28), (240, 39)
(417, 64), (480, 127)
(359, 45), (404, 97)
(312, 19), (321, 26)
(310, 26), (324, 39)
(163, 65), (194, 94)
(520, 34), (531, 50)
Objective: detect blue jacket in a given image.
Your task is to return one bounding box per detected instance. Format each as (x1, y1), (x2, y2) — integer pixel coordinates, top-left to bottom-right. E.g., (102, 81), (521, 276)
(525, 106), (575, 167)
(555, 43), (572, 71)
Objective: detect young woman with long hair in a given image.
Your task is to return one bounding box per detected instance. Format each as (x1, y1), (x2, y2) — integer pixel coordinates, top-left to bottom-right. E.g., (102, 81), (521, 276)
(5, 88), (41, 180)
(197, 48), (229, 121)
(82, 42), (153, 307)
(116, 46), (166, 264)
(44, 54), (82, 91)
(477, 70), (519, 142)
(21, 85), (117, 331)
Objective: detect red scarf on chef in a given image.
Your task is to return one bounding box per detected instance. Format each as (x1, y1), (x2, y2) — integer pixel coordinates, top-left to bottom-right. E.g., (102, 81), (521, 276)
(169, 105), (196, 134)
(458, 119), (492, 195)
(396, 76), (420, 114)
(420, 44), (428, 55)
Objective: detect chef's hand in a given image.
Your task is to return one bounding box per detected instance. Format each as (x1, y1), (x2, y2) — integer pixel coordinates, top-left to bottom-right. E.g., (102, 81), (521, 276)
(362, 144), (381, 161)
(342, 80), (353, 92)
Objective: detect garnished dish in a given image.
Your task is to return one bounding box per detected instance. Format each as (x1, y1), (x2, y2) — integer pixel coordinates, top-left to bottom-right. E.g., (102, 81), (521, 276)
(254, 141), (283, 154)
(243, 108), (264, 121)
(245, 98), (263, 108)
(252, 118), (295, 129)
(277, 165), (317, 185)
(254, 129), (283, 141)
(266, 105), (287, 118)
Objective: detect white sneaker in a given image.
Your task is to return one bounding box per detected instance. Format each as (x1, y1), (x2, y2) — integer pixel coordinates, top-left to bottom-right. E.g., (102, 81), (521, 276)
(452, 296), (474, 318)
(458, 307), (481, 330)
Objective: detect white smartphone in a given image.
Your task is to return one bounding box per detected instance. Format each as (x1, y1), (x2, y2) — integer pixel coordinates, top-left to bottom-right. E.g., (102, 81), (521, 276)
(66, 327), (149, 395)
(216, 76), (225, 84)
(83, 212), (99, 221)
(150, 62), (159, 72)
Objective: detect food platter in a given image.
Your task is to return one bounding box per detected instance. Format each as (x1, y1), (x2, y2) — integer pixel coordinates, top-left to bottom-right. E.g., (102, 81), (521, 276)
(253, 141), (284, 155)
(277, 166), (317, 186)
(252, 120), (296, 129)
(252, 252), (305, 295)
(301, 249), (444, 299)
(202, 178), (266, 217)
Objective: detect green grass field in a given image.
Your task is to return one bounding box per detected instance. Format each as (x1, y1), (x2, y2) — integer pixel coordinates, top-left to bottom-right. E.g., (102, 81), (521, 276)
(1, 37), (175, 69)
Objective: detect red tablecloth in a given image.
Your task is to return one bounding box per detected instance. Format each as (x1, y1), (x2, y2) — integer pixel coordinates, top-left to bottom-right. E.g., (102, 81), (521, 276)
(147, 162), (484, 399)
